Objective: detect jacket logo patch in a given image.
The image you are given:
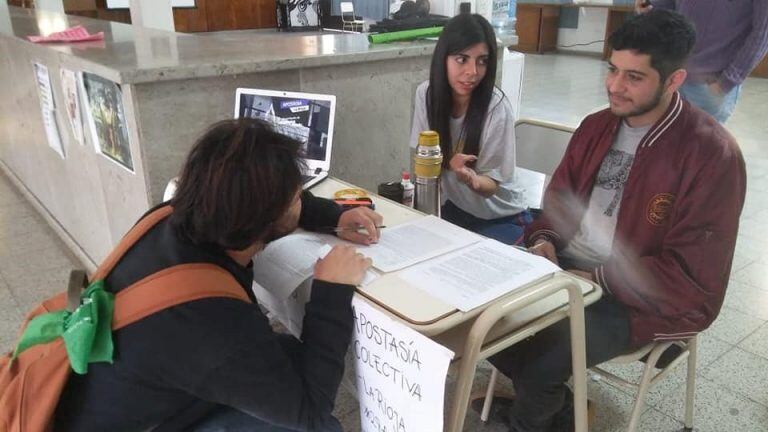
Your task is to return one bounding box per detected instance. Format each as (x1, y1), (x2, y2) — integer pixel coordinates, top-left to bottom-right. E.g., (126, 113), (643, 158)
(647, 193), (675, 226)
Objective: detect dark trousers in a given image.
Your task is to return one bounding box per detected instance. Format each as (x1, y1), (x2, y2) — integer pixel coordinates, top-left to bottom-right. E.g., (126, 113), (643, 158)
(190, 406), (343, 432)
(441, 200), (532, 246)
(488, 297), (633, 432)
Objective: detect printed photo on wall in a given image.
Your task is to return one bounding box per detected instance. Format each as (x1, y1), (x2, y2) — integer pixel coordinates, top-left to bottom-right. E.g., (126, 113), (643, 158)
(60, 68), (85, 146)
(81, 72), (134, 172)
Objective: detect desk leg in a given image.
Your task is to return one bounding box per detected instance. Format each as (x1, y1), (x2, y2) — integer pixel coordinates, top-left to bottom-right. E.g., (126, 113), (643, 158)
(446, 356), (476, 432)
(567, 281), (589, 432)
(445, 278), (590, 432)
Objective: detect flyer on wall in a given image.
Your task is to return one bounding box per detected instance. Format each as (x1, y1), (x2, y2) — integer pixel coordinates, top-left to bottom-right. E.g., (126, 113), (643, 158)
(60, 68), (85, 146)
(33, 62), (65, 159)
(81, 72), (134, 172)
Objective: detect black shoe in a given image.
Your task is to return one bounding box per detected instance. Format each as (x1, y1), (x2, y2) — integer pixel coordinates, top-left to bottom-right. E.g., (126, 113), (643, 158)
(547, 388), (595, 432)
(469, 393), (515, 426)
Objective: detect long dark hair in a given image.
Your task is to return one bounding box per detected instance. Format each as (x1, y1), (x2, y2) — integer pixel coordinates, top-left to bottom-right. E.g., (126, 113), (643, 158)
(170, 118), (304, 251)
(427, 13), (498, 167)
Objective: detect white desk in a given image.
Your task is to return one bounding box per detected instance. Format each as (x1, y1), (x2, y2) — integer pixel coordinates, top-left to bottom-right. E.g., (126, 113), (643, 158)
(308, 178), (602, 432)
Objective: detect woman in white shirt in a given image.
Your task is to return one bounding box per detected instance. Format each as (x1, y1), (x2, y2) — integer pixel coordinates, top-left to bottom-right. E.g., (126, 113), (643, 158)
(410, 13), (532, 245)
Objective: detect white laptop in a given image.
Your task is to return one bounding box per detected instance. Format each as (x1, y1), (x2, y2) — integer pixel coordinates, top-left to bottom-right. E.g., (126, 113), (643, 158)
(235, 88), (336, 189)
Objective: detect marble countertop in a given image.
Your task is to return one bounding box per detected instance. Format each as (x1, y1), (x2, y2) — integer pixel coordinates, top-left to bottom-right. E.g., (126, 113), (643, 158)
(0, 6), (435, 84)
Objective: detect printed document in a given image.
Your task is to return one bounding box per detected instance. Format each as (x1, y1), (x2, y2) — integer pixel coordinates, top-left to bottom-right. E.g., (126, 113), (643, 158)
(252, 232), (335, 299)
(400, 238), (561, 311)
(251, 232), (379, 337)
(358, 215), (482, 272)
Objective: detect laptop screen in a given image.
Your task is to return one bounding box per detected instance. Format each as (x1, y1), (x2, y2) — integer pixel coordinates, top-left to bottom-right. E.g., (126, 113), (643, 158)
(235, 89), (335, 164)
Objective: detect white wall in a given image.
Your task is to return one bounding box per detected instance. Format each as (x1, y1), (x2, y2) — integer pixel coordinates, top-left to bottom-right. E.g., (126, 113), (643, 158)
(557, 7), (607, 55)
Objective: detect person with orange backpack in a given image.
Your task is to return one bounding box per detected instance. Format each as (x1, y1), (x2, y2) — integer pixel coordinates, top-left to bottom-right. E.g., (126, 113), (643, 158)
(0, 118), (382, 431)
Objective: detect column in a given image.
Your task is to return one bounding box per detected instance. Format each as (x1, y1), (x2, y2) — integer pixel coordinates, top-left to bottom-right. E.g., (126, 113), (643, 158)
(34, 0), (66, 13)
(129, 0), (174, 31)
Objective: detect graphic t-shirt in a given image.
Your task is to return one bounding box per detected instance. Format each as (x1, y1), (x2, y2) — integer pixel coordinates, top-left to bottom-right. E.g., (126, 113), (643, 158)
(561, 121), (651, 264)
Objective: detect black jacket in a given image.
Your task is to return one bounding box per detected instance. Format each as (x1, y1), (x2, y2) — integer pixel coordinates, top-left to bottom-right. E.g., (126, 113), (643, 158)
(55, 192), (354, 431)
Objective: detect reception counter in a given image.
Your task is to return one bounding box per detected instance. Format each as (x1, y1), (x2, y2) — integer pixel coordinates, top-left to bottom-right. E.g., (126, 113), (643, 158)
(0, 6), (433, 267)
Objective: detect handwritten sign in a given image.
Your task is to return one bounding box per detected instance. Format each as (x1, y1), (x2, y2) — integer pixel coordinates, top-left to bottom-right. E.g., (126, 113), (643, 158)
(351, 297), (454, 432)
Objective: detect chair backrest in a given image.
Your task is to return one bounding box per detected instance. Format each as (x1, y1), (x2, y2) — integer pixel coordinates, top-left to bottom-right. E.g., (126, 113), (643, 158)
(514, 118), (574, 176)
(340, 1), (354, 16)
(513, 119), (574, 207)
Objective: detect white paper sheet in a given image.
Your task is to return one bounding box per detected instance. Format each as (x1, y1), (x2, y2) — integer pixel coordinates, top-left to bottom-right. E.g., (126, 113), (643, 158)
(252, 278), (311, 338)
(351, 297), (454, 432)
(60, 68), (85, 146)
(251, 232), (380, 337)
(253, 232), (336, 299)
(34, 63), (64, 158)
(400, 238), (561, 312)
(357, 215), (483, 273)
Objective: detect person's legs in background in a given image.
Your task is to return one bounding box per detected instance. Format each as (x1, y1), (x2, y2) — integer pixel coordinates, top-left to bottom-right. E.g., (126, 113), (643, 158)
(441, 200), (483, 230)
(679, 80), (742, 123)
(440, 200), (532, 246)
(488, 297), (633, 432)
(473, 210), (533, 246)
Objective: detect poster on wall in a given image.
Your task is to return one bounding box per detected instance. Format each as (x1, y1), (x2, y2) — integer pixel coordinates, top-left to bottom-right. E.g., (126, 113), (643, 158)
(60, 68), (85, 146)
(81, 72), (134, 172)
(289, 0), (320, 27)
(33, 62), (65, 159)
(278, 0), (321, 30)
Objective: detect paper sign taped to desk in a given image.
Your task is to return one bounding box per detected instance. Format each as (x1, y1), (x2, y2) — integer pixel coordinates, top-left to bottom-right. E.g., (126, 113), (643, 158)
(351, 297), (454, 432)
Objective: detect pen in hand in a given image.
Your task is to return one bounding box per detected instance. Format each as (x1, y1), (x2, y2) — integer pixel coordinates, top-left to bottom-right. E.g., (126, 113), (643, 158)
(331, 225), (386, 234)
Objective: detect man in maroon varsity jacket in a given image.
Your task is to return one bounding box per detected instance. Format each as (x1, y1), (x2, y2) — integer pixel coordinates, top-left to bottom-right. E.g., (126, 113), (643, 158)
(486, 10), (746, 432)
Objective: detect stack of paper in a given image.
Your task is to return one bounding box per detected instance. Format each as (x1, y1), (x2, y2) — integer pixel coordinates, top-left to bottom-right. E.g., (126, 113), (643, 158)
(251, 232), (378, 337)
(400, 238), (561, 312)
(356, 215), (482, 272)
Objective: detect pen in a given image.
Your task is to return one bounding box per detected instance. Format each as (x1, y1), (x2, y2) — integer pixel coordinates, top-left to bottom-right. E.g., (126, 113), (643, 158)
(316, 225), (386, 234)
(332, 225), (386, 234)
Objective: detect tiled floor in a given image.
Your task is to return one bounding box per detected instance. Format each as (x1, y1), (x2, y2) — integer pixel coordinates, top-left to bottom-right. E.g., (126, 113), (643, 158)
(1, 53), (768, 431)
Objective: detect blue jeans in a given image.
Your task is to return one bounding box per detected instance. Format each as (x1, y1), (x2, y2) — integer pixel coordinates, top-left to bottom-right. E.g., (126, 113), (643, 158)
(441, 201), (533, 246)
(679, 80), (741, 123)
(190, 407), (338, 432)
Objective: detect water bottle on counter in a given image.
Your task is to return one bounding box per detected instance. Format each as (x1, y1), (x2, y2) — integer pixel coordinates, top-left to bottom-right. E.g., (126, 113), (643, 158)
(492, 0), (517, 41)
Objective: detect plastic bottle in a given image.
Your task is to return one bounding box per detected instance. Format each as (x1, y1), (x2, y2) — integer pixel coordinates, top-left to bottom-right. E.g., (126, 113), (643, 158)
(401, 171), (414, 207)
(413, 130), (443, 216)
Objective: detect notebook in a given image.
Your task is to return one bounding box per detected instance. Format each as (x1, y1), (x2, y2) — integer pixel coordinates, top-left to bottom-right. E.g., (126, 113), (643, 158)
(235, 88), (336, 189)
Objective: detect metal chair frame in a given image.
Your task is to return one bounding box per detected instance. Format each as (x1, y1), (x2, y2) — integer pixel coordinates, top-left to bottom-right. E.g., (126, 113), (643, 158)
(340, 2), (364, 33)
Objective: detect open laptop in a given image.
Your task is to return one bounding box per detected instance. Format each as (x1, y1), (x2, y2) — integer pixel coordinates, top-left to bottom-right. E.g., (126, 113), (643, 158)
(235, 88), (336, 189)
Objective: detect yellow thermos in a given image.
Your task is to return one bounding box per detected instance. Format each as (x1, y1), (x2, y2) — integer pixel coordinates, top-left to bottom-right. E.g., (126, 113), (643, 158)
(413, 130), (443, 216)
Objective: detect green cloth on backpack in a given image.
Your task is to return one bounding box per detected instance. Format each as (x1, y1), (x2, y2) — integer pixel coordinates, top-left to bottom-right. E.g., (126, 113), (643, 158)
(12, 280), (115, 375)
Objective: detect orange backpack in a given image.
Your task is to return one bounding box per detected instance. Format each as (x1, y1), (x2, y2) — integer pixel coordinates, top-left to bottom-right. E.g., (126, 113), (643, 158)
(0, 206), (252, 432)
